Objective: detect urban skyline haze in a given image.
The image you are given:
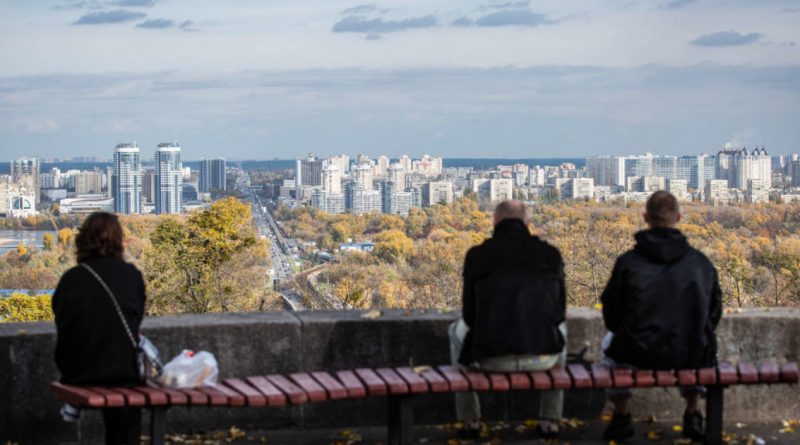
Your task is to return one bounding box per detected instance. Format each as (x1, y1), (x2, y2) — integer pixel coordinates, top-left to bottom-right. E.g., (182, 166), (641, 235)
(1, 1), (799, 159)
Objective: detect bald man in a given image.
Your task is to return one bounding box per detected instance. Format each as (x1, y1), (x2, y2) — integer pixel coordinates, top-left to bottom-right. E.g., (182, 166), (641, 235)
(449, 200), (567, 439)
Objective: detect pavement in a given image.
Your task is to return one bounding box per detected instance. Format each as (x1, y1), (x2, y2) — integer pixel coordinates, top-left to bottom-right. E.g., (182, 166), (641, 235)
(162, 419), (799, 445)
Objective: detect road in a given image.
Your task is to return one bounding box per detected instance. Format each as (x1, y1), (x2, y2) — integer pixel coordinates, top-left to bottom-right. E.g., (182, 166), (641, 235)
(234, 167), (305, 311)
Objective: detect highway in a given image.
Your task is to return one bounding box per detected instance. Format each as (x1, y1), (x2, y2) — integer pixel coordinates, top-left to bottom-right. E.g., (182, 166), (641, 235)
(234, 167), (306, 311)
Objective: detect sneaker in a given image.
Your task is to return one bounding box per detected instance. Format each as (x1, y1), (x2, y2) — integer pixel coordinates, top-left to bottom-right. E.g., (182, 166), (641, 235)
(682, 410), (705, 442)
(538, 419), (560, 439)
(603, 412), (634, 441)
(60, 403), (81, 423)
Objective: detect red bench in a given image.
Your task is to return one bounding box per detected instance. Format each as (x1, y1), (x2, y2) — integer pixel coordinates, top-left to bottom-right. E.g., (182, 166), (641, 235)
(51, 360), (798, 445)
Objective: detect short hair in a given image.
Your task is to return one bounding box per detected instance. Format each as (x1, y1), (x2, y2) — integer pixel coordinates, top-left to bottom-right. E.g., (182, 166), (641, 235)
(494, 200), (528, 223)
(645, 191), (680, 227)
(75, 212), (125, 263)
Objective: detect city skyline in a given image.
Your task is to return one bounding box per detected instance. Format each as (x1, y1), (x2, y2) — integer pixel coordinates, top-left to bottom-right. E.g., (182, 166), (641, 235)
(1, 1), (799, 159)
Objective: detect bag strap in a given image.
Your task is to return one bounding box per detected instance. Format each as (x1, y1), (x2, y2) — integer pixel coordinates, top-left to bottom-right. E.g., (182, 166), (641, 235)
(80, 263), (139, 351)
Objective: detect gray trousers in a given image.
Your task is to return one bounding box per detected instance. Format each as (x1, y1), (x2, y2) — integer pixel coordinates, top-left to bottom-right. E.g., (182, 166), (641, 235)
(449, 320), (566, 422)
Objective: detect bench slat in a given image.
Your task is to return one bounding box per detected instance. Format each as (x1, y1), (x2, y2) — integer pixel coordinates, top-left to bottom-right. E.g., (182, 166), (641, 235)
(289, 373), (327, 402)
(780, 362), (799, 383)
(758, 362), (780, 383)
(697, 368), (717, 385)
(436, 366), (470, 392)
(196, 386), (230, 406)
(112, 387), (147, 406)
(375, 368), (409, 395)
(335, 370), (367, 398)
(245, 376), (287, 406)
(549, 367), (572, 389)
(677, 370), (697, 386)
(130, 387), (169, 406)
(738, 362), (759, 384)
(487, 373), (510, 391)
(717, 362), (738, 385)
(634, 370), (656, 388)
(178, 388), (209, 405)
(395, 367), (430, 394)
(310, 372), (348, 400)
(224, 378), (267, 407)
(157, 388), (190, 405)
(415, 368), (450, 393)
(590, 364), (612, 388)
(567, 364), (593, 389)
(612, 368), (633, 388)
(355, 368), (388, 396)
(508, 372), (531, 390)
(87, 387), (126, 407)
(208, 383), (246, 407)
(655, 370), (676, 386)
(529, 371), (552, 390)
(266, 375), (309, 404)
(461, 369), (491, 392)
(50, 383), (106, 408)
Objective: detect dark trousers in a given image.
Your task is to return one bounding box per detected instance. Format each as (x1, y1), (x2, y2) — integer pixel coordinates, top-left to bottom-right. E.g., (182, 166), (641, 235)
(102, 407), (142, 445)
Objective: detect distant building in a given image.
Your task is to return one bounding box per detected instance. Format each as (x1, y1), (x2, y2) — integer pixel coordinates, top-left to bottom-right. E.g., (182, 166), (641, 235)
(112, 143), (142, 214)
(557, 178), (594, 200)
(351, 163), (374, 190)
(348, 186), (381, 214)
(422, 181), (453, 206)
(59, 194), (114, 214)
(472, 178), (513, 203)
(667, 179), (689, 201)
(322, 164), (342, 194)
(746, 179), (769, 204)
(199, 158), (226, 193)
(339, 242), (375, 253)
(705, 179), (729, 205)
(626, 176), (665, 193)
(10, 157), (40, 206)
(312, 189), (345, 214)
(295, 154), (323, 197)
(792, 159), (800, 188)
(75, 169), (105, 196)
(387, 163), (406, 189)
(586, 156), (625, 187)
(142, 168), (156, 204)
(154, 143), (182, 214)
(716, 147), (771, 190)
(326, 154), (350, 174)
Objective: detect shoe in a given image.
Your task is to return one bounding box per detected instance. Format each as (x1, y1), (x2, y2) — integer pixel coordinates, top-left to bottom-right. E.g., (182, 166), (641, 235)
(682, 410), (705, 442)
(538, 419), (560, 439)
(603, 412), (634, 441)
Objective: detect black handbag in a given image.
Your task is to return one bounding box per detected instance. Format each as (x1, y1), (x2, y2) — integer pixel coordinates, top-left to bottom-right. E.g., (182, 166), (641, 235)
(81, 263), (163, 386)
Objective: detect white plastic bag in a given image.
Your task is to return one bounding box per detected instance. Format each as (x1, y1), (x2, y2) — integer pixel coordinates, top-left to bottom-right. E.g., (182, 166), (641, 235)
(158, 350), (219, 389)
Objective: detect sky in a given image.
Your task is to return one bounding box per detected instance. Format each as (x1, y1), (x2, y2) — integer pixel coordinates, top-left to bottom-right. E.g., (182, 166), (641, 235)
(0, 0), (799, 160)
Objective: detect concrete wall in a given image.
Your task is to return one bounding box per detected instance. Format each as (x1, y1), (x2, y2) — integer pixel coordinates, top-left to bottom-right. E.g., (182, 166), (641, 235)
(1, 309), (798, 444)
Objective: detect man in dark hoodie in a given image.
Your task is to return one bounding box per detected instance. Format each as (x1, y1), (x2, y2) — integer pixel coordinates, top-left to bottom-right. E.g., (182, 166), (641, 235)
(601, 191), (722, 442)
(450, 200), (567, 439)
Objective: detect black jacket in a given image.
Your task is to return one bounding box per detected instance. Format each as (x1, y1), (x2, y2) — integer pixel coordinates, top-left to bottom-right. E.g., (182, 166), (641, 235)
(53, 257), (146, 385)
(601, 228), (722, 370)
(459, 219), (566, 365)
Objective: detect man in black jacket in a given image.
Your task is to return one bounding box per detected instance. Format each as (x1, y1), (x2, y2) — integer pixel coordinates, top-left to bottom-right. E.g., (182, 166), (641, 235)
(601, 191), (722, 442)
(450, 200), (567, 439)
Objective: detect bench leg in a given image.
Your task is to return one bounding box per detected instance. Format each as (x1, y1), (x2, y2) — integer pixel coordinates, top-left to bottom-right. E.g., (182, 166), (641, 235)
(387, 395), (414, 445)
(150, 407), (167, 445)
(705, 385), (723, 445)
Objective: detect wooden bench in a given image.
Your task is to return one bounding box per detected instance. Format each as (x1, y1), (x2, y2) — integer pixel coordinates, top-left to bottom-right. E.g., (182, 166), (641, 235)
(51, 360), (798, 445)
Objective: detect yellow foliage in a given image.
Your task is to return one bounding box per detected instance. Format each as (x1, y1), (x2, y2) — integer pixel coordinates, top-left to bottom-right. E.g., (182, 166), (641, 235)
(0, 294), (54, 322)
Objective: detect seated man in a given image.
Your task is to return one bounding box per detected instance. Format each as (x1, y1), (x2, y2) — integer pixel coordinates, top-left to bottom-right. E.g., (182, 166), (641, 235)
(450, 200), (567, 439)
(601, 191), (722, 441)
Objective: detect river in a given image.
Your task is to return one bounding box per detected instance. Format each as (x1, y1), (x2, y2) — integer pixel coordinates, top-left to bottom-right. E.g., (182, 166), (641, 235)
(0, 229), (56, 253)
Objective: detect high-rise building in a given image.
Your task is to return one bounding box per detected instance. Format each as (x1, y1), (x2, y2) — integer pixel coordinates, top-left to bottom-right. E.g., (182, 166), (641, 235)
(746, 179), (770, 204)
(351, 163), (374, 190)
(312, 189), (345, 214)
(10, 157), (40, 206)
(295, 153), (323, 197)
(322, 164), (342, 194)
(705, 179), (728, 205)
(717, 147), (771, 190)
(399, 155), (413, 174)
(667, 179), (689, 201)
(585, 156), (625, 187)
(326, 154), (350, 174)
(472, 178), (513, 203)
(142, 168), (156, 204)
(154, 142), (182, 214)
(528, 166), (546, 187)
(112, 143), (142, 214)
(626, 176), (665, 193)
(676, 155), (715, 190)
(413, 155), (443, 177)
(347, 185), (381, 214)
(75, 169), (105, 196)
(557, 178), (594, 200)
(199, 158), (226, 193)
(792, 159), (800, 188)
(387, 163), (406, 189)
(422, 181), (453, 206)
(375, 155), (390, 177)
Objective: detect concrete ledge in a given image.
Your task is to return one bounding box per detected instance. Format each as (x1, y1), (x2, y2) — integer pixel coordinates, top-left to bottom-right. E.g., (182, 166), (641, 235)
(1, 309), (798, 443)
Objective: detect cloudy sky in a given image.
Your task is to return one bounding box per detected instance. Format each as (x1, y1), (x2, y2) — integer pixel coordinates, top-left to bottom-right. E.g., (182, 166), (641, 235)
(1, 0), (799, 160)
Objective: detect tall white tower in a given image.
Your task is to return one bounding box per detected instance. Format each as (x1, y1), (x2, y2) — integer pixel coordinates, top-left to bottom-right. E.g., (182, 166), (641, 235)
(155, 142), (182, 214)
(113, 143), (142, 214)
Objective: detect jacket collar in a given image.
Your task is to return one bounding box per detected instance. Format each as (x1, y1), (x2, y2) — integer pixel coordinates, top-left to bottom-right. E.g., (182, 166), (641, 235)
(492, 218), (530, 237)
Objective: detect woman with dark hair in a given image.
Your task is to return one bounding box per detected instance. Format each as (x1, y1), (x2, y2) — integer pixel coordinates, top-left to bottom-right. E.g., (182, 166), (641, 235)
(53, 212), (146, 445)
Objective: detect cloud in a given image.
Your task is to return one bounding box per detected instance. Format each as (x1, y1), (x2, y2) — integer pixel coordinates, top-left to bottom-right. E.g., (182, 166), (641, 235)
(782, 8), (800, 13)
(475, 10), (551, 27)
(662, 0), (697, 9)
(178, 20), (197, 31)
(451, 17), (474, 27)
(332, 15), (436, 34)
(365, 33), (382, 40)
(691, 31), (763, 47)
(485, 1), (531, 10)
(115, 0), (156, 6)
(73, 10), (146, 25)
(136, 18), (174, 29)
(341, 4), (379, 15)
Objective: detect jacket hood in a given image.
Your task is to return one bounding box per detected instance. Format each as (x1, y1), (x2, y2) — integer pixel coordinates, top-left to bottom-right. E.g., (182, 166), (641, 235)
(493, 219), (530, 237)
(633, 227), (689, 263)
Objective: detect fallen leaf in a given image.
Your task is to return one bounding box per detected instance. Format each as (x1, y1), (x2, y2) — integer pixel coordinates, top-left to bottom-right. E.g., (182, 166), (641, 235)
(412, 366), (432, 374)
(361, 310), (381, 319)
(594, 303), (603, 310)
(524, 419), (538, 428)
(672, 425), (683, 432)
(646, 430), (661, 440)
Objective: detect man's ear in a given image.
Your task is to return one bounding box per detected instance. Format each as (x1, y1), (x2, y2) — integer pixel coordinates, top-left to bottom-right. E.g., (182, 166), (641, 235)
(676, 212), (682, 224)
(643, 212), (649, 224)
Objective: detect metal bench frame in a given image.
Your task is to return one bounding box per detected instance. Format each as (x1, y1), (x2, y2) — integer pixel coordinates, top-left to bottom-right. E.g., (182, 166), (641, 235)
(51, 361), (799, 445)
